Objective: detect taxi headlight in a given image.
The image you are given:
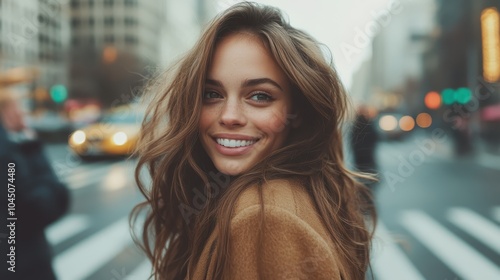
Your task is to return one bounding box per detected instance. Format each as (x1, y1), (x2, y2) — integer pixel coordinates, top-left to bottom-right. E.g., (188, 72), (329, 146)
(112, 132), (128, 146)
(71, 130), (86, 145)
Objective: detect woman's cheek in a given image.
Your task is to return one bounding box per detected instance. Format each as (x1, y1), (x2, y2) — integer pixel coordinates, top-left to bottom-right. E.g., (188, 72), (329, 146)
(265, 109), (290, 134)
(199, 109), (216, 129)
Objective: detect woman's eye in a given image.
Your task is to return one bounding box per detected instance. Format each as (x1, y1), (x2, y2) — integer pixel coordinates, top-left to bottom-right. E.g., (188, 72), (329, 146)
(203, 91), (222, 99)
(250, 92), (273, 102)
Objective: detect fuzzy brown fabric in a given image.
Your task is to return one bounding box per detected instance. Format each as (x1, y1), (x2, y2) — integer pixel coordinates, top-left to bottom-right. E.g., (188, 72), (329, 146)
(192, 179), (341, 279)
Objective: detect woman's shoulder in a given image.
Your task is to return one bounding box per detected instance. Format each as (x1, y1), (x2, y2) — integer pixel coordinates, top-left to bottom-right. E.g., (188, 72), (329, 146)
(226, 179), (342, 279)
(233, 179), (307, 215)
(231, 178), (328, 235)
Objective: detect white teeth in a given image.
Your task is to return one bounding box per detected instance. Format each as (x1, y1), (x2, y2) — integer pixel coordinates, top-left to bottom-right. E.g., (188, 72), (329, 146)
(216, 138), (256, 148)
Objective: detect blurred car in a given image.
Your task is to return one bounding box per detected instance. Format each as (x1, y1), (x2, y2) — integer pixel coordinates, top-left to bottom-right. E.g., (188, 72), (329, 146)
(375, 112), (413, 141)
(68, 105), (143, 157)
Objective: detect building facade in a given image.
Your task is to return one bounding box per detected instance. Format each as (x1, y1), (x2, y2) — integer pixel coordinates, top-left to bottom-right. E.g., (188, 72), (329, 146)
(0, 0), (68, 105)
(68, 0), (215, 107)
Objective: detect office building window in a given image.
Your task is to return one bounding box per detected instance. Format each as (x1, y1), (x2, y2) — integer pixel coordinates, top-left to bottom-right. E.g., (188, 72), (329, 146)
(104, 0), (113, 7)
(71, 18), (81, 28)
(104, 17), (114, 27)
(104, 35), (115, 43)
(125, 0), (137, 7)
(38, 15), (46, 25)
(70, 0), (79, 8)
(124, 17), (137, 26)
(125, 35), (137, 45)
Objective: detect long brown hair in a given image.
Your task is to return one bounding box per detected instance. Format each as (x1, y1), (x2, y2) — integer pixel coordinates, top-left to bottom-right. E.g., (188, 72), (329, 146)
(131, 2), (376, 279)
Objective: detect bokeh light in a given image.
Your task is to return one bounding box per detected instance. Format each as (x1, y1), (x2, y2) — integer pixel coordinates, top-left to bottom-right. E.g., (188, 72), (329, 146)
(379, 115), (398, 131)
(399, 115), (415, 131)
(416, 113), (433, 128)
(424, 91), (441, 109)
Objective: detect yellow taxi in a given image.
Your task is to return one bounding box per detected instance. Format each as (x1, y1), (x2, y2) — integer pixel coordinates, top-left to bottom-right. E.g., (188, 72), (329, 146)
(68, 105), (143, 157)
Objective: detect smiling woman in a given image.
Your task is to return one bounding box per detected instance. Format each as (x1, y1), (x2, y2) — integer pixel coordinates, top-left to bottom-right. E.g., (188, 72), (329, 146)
(131, 2), (376, 280)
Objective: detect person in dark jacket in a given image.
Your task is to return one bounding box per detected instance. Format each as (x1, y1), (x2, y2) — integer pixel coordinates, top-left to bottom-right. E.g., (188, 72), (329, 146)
(0, 90), (69, 280)
(350, 104), (379, 189)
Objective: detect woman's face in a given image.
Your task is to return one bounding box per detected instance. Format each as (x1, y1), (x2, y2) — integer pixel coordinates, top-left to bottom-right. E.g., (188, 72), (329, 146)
(199, 33), (294, 176)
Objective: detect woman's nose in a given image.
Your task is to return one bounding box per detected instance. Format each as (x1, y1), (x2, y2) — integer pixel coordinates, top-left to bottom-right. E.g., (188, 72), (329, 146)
(219, 98), (246, 127)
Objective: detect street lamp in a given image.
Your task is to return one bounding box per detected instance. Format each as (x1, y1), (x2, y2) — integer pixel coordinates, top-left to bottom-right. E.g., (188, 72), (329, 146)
(481, 7), (500, 83)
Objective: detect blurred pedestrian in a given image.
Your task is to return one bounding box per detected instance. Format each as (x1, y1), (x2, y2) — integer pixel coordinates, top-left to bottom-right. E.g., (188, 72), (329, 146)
(0, 89), (69, 280)
(131, 3), (376, 280)
(350, 104), (379, 177)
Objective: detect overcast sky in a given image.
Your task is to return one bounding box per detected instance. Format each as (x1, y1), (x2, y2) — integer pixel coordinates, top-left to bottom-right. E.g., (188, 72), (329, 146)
(216, 0), (392, 89)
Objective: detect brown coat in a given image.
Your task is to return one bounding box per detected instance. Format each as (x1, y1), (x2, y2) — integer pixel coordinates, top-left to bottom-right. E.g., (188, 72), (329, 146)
(192, 179), (342, 280)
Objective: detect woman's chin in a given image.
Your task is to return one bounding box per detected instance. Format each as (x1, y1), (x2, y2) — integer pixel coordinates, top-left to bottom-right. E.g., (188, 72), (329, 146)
(214, 162), (249, 177)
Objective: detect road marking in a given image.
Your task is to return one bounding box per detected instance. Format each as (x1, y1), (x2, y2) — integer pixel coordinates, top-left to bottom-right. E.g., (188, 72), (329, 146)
(447, 208), (500, 254)
(67, 173), (108, 190)
(126, 260), (152, 280)
(46, 214), (91, 246)
(54, 162), (108, 181)
(64, 164), (118, 189)
(400, 210), (500, 280)
(492, 206), (500, 223)
(65, 162), (134, 190)
(371, 222), (425, 280)
(53, 217), (133, 280)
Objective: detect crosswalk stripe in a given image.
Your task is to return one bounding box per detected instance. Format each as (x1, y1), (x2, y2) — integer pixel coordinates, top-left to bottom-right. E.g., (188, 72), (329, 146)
(400, 210), (500, 280)
(66, 162), (135, 190)
(53, 217), (133, 280)
(46, 214), (91, 246)
(371, 222), (425, 280)
(65, 165), (121, 189)
(125, 260), (153, 280)
(67, 174), (107, 190)
(447, 208), (500, 254)
(53, 162), (108, 181)
(493, 206), (500, 223)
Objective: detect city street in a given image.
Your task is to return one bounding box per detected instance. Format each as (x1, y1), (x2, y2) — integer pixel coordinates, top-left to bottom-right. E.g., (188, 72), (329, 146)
(43, 134), (500, 280)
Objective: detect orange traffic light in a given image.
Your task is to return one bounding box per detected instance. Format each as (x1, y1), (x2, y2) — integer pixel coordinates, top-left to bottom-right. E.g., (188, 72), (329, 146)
(424, 91), (441, 109)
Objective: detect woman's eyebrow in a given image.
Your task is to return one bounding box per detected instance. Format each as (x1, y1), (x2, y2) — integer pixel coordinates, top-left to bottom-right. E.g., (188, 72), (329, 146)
(205, 78), (284, 92)
(242, 78), (283, 91)
(205, 79), (223, 87)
